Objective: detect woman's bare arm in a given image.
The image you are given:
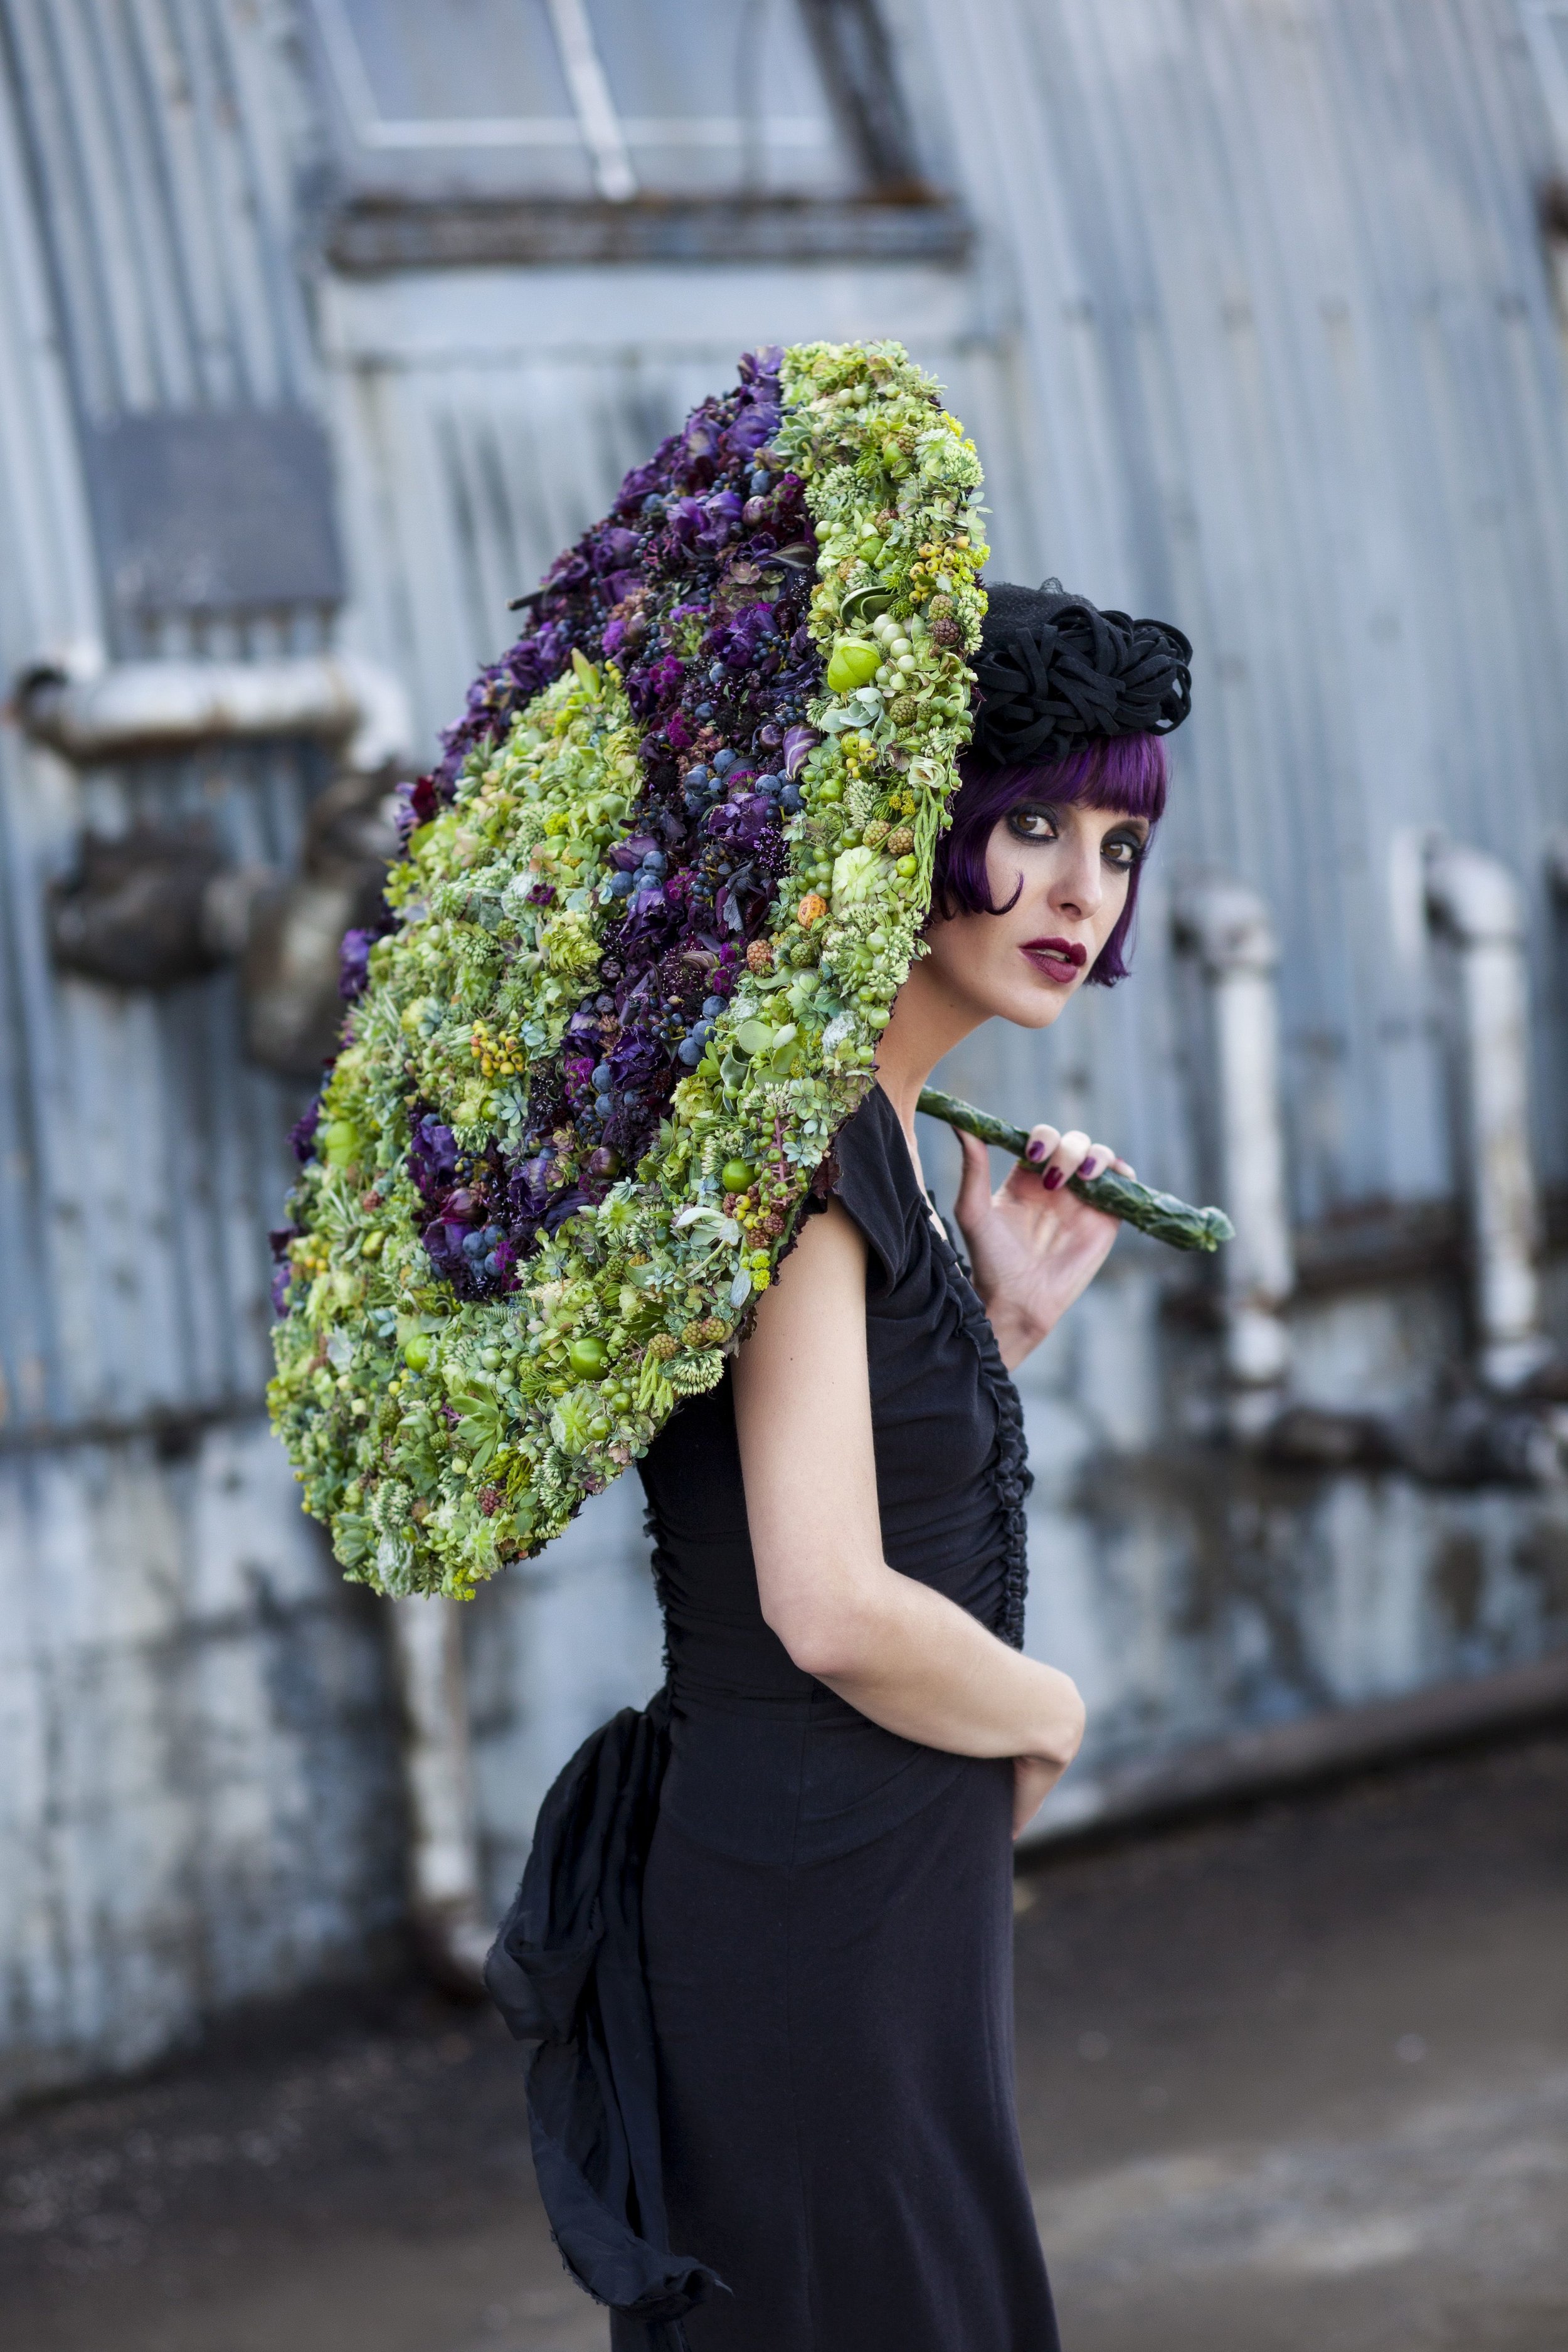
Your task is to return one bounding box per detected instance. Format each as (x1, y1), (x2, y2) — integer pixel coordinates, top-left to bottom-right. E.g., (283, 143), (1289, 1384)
(732, 1199), (1085, 1786)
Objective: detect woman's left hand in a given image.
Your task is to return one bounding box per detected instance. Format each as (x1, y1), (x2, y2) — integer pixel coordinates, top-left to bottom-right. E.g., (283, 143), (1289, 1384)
(953, 1123), (1133, 1370)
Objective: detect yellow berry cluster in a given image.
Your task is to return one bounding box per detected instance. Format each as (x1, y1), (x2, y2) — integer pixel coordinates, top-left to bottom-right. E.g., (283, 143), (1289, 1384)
(908, 535), (978, 601)
(290, 1232), (330, 1281)
(470, 1018), (524, 1079)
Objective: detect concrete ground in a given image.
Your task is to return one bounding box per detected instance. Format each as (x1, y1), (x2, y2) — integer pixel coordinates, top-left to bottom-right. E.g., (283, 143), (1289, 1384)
(2, 1728), (1565, 2352)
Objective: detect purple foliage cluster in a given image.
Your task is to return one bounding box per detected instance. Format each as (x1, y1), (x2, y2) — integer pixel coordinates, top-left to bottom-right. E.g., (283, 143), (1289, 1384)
(367, 350), (826, 1304)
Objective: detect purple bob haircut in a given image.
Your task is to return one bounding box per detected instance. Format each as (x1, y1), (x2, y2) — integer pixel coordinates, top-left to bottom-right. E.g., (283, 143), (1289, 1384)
(928, 731), (1168, 986)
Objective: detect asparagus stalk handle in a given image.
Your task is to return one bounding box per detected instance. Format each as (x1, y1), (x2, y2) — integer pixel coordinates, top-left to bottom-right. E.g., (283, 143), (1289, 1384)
(917, 1087), (1234, 1254)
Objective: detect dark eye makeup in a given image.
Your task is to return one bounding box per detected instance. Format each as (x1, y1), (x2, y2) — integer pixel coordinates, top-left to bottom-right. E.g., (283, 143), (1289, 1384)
(1004, 802), (1148, 869)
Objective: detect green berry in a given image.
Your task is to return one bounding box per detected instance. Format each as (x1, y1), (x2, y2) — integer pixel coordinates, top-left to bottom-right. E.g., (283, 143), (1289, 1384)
(721, 1160), (756, 1194)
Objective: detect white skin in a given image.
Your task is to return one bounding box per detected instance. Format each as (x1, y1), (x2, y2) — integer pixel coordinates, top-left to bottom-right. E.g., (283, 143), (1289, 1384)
(734, 793), (1150, 1837)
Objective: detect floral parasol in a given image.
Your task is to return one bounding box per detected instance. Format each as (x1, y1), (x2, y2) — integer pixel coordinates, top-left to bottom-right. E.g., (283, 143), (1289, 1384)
(267, 341), (988, 1597)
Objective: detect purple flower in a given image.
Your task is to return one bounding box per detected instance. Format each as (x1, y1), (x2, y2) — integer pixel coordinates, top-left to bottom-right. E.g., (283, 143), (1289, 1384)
(697, 490), (743, 554)
(542, 1187), (588, 1233)
(409, 1113), (461, 1205)
(666, 495), (706, 548)
(396, 773), (440, 846)
(724, 401), (780, 464)
(288, 1098), (323, 1164)
(606, 833), (660, 872)
(609, 1030), (667, 1096)
(783, 724), (820, 778)
(420, 1217), (470, 1285)
(339, 928), (373, 1001)
(593, 527), (641, 574)
(547, 548), (593, 591)
(615, 438), (680, 512)
(626, 652), (684, 719)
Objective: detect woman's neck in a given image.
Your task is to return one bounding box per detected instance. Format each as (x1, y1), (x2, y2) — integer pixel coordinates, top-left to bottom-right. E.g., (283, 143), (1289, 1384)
(871, 956), (987, 1147)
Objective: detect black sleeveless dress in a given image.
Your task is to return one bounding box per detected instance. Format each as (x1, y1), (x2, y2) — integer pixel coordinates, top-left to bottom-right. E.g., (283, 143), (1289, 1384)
(632, 1082), (1058, 2351)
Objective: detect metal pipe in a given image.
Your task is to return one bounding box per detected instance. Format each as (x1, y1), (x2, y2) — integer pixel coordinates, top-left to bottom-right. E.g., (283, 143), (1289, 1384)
(1174, 879), (1295, 1434)
(386, 1596), (491, 1994)
(1425, 841), (1547, 1392)
(16, 649), (414, 776)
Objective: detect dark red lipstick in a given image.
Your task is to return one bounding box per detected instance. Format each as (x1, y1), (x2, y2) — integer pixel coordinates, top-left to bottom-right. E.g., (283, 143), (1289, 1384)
(1021, 935), (1088, 982)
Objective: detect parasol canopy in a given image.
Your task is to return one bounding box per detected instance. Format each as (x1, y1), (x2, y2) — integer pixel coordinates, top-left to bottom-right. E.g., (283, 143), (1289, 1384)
(268, 341), (992, 1597)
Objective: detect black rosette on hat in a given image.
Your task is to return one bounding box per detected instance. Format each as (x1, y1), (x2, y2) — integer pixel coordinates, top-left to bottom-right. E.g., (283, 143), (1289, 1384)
(970, 578), (1192, 769)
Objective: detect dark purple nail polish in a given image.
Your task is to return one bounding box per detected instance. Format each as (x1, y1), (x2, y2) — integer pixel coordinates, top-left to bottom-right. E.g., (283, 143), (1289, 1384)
(1079, 1156), (1099, 1180)
(1025, 1138), (1047, 1163)
(1043, 1167), (1064, 1191)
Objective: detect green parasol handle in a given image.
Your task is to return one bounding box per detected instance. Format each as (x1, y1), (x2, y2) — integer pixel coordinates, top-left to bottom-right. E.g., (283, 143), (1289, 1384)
(917, 1087), (1234, 1254)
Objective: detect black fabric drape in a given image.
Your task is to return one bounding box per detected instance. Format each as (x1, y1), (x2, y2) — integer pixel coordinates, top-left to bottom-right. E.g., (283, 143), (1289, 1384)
(485, 1687), (725, 2351)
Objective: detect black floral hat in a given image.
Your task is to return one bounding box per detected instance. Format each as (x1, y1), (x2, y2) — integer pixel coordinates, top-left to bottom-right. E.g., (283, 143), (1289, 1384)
(970, 579), (1192, 768)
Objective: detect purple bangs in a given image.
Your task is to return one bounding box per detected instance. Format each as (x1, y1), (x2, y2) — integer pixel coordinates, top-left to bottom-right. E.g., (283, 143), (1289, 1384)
(929, 732), (1168, 987)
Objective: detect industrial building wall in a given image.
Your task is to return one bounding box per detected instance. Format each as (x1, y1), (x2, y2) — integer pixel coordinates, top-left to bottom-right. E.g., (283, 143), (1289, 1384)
(316, 0), (1568, 1878)
(0, 1), (405, 2109)
(3, 0), (1568, 2102)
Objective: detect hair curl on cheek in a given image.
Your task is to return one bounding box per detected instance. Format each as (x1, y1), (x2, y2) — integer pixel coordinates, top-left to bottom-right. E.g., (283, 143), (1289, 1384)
(927, 733), (1167, 987)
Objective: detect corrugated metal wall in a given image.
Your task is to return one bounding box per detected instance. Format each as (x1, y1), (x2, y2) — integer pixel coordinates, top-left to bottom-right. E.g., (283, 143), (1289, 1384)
(0, 1), (403, 2107)
(914, 0), (1568, 1219)
(5, 0), (1568, 2095)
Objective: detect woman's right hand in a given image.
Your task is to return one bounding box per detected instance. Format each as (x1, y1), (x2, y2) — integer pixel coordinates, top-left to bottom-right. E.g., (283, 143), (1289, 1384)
(1012, 1753), (1068, 1840)
(954, 1124), (1132, 1370)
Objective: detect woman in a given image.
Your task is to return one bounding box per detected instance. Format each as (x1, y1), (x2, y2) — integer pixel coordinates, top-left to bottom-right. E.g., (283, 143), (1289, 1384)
(632, 580), (1192, 2350)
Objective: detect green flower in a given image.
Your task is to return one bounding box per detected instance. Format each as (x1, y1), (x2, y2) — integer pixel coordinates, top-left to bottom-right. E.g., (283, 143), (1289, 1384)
(830, 845), (893, 908)
(543, 908), (602, 980)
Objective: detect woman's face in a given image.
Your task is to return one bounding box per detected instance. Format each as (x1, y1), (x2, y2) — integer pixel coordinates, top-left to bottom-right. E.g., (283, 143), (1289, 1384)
(921, 797), (1150, 1030)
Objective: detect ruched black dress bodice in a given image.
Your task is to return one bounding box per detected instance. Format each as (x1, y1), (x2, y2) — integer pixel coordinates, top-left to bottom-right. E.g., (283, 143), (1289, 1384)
(632, 1083), (1058, 2352)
